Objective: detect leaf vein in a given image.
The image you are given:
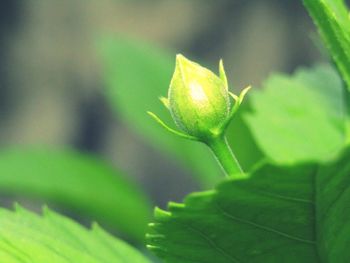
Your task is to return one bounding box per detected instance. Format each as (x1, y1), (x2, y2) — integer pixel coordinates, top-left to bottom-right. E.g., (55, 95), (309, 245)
(178, 221), (243, 263)
(215, 203), (316, 244)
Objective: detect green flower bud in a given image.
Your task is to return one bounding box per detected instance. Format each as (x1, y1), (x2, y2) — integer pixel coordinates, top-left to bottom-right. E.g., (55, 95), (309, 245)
(148, 54), (250, 142)
(168, 54), (230, 140)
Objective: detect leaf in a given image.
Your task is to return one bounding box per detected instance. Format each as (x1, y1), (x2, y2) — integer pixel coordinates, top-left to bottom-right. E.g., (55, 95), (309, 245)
(147, 148), (350, 263)
(303, 0), (350, 90)
(0, 205), (151, 263)
(0, 147), (151, 241)
(99, 37), (263, 187)
(244, 64), (346, 164)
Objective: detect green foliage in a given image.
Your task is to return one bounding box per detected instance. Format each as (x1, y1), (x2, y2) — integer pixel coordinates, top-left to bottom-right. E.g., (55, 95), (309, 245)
(1, 2), (349, 261)
(0, 147), (151, 241)
(245, 64), (346, 164)
(147, 147), (350, 263)
(100, 37), (263, 186)
(0, 205), (151, 263)
(303, 0), (350, 90)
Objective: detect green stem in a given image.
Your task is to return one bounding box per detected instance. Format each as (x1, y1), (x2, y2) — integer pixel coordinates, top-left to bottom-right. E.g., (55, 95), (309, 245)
(206, 135), (244, 178)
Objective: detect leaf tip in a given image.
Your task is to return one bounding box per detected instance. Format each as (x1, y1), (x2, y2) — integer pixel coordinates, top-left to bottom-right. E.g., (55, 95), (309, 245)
(168, 201), (185, 211)
(154, 207), (171, 221)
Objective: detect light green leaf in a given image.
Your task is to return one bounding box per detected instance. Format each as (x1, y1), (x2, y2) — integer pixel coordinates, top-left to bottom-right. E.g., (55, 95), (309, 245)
(99, 37), (263, 186)
(245, 64), (346, 164)
(147, 148), (350, 263)
(303, 0), (350, 90)
(0, 147), (151, 241)
(0, 205), (151, 263)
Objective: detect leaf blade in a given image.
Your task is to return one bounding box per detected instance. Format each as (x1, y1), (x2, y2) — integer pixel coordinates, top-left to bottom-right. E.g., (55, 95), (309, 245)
(147, 148), (350, 262)
(0, 147), (151, 241)
(244, 64), (346, 164)
(0, 205), (151, 263)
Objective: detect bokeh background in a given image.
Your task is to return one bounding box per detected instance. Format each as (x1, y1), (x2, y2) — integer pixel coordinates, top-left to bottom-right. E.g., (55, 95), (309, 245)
(0, 0), (327, 210)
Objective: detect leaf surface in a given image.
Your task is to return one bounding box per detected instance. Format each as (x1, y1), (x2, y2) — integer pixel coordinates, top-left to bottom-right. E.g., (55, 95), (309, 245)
(245, 64), (346, 164)
(0, 205), (151, 263)
(147, 148), (350, 263)
(0, 147), (151, 241)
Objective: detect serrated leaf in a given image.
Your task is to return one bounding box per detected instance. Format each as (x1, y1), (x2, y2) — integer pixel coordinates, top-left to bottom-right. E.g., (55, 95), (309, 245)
(245, 64), (346, 164)
(99, 37), (263, 187)
(0, 147), (151, 241)
(147, 147), (350, 263)
(303, 0), (350, 90)
(0, 205), (151, 263)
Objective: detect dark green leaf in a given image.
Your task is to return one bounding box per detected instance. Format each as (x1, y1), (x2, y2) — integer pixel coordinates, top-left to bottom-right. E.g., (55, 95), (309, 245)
(0, 147), (151, 241)
(147, 148), (350, 262)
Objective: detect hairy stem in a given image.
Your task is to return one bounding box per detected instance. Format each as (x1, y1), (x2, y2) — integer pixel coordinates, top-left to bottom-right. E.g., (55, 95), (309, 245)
(206, 135), (244, 178)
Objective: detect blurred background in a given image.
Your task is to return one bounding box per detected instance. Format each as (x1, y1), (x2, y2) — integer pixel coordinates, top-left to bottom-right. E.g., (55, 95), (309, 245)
(0, 0), (326, 210)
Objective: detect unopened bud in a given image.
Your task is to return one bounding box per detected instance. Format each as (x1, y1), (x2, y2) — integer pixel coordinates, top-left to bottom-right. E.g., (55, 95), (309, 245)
(167, 54), (231, 140)
(148, 54), (250, 142)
